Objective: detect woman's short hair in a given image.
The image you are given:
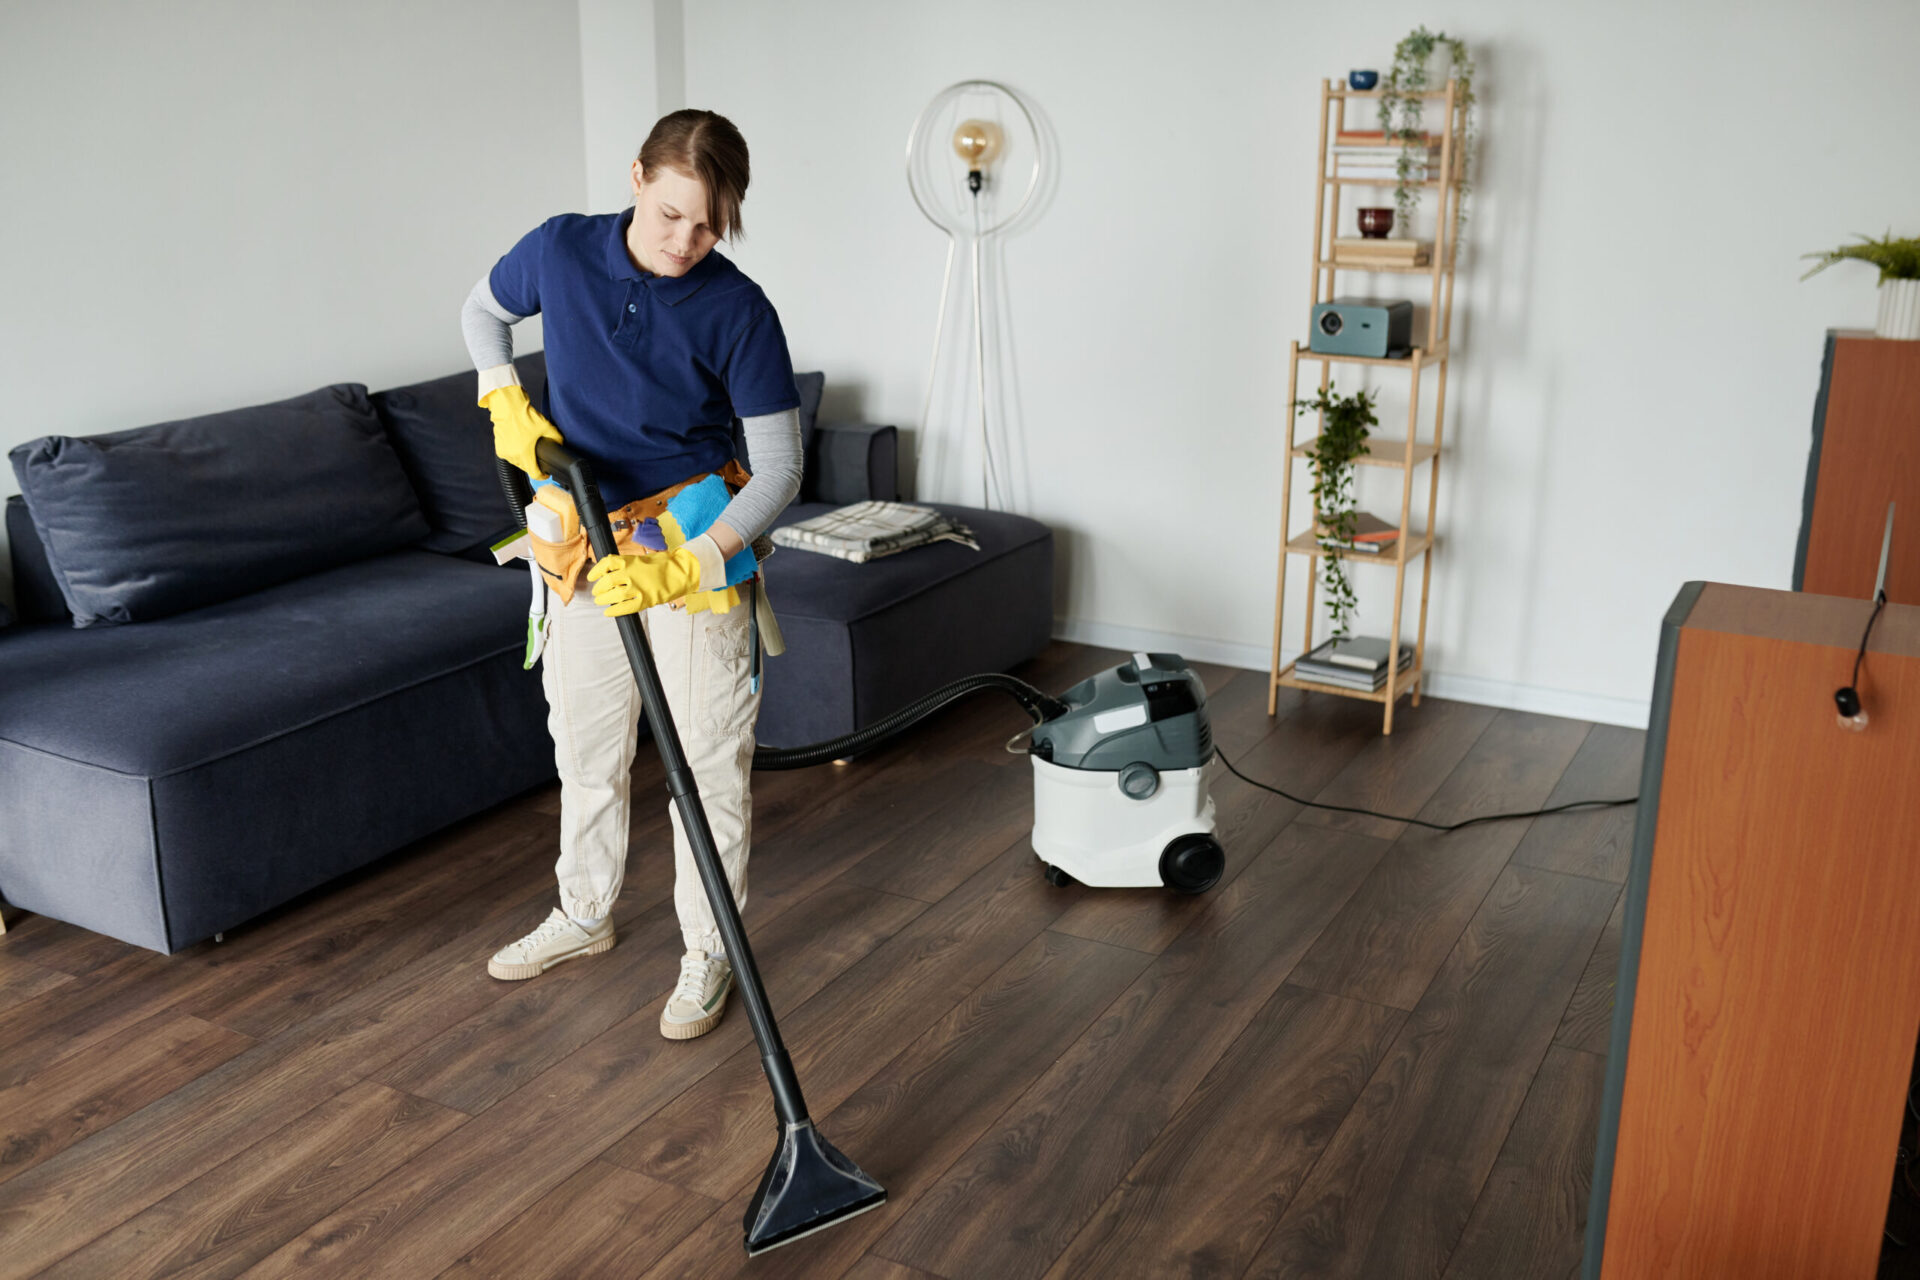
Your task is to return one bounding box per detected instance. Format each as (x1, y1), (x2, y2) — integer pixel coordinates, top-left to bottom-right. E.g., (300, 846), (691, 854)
(637, 109), (750, 240)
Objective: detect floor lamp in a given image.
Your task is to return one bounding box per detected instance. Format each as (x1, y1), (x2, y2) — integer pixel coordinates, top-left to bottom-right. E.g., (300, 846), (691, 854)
(906, 80), (1043, 510)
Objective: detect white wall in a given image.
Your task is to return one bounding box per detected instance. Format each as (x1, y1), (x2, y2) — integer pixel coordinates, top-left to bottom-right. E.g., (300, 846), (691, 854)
(0, 0), (585, 608)
(673, 0), (1920, 725)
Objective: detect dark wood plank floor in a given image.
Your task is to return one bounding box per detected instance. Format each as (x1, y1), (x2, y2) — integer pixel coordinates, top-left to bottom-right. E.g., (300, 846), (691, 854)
(0, 641), (1641, 1279)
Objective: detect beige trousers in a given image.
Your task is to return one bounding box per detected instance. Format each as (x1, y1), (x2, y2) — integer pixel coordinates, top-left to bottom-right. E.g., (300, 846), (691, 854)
(539, 579), (759, 955)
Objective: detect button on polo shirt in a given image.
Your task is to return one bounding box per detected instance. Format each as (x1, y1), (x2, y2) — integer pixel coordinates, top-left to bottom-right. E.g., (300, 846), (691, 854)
(487, 207), (801, 508)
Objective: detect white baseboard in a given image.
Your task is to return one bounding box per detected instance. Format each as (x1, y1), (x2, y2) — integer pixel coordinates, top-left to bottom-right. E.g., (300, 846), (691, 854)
(1051, 616), (1650, 730)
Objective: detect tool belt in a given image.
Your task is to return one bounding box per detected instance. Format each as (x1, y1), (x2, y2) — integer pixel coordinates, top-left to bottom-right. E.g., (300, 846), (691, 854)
(527, 456), (755, 609)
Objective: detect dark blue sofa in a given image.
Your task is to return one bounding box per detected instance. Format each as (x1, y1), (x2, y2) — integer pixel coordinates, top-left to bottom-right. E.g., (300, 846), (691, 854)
(0, 360), (1051, 953)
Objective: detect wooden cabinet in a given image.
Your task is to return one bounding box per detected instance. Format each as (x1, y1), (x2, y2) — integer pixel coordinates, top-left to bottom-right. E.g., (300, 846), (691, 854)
(1795, 330), (1920, 603)
(1585, 581), (1920, 1278)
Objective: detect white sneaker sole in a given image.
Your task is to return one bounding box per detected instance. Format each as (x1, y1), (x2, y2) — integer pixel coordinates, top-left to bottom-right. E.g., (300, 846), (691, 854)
(487, 933), (615, 981)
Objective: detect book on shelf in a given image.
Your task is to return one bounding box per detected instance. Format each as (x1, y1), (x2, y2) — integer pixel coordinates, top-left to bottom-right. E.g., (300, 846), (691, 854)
(1313, 511), (1400, 553)
(1293, 639), (1415, 691)
(1333, 237), (1427, 257)
(1316, 635), (1412, 672)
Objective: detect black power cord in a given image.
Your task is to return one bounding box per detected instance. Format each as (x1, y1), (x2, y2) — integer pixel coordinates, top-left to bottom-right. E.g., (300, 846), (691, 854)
(1835, 588), (1889, 722)
(1212, 742), (1637, 833)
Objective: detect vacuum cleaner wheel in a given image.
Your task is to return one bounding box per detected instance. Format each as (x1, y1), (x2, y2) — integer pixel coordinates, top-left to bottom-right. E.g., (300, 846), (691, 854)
(1042, 863), (1076, 888)
(1159, 833), (1226, 895)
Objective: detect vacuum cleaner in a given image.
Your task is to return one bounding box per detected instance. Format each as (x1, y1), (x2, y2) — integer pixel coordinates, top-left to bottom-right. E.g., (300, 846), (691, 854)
(496, 446), (1224, 1253)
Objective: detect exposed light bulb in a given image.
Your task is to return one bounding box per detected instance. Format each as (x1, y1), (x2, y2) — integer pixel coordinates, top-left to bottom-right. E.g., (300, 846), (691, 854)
(952, 118), (1004, 168)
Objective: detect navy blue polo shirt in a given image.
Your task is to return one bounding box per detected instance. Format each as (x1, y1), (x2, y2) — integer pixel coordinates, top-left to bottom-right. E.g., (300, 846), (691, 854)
(487, 206), (801, 508)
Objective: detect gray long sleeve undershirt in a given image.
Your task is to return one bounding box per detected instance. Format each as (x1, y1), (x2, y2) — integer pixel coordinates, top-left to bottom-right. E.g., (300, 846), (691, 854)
(462, 276), (803, 546)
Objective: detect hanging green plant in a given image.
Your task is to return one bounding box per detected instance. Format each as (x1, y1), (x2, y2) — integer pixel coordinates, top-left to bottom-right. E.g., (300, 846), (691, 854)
(1295, 383), (1379, 641)
(1378, 26), (1475, 243)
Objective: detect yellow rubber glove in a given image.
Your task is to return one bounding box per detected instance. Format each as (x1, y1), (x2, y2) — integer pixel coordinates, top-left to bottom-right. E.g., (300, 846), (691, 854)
(588, 546), (703, 617)
(480, 383), (563, 480)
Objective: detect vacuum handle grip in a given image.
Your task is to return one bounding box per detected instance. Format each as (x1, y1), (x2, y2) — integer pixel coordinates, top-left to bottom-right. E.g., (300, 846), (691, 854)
(532, 439), (622, 563)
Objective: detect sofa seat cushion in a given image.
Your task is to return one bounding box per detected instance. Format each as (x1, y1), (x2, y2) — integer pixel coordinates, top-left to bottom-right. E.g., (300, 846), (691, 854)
(755, 502), (1053, 748)
(765, 501), (1050, 622)
(0, 550), (529, 777)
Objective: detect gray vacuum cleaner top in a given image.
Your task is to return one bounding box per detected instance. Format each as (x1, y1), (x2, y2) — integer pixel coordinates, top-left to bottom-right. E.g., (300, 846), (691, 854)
(1030, 651), (1213, 771)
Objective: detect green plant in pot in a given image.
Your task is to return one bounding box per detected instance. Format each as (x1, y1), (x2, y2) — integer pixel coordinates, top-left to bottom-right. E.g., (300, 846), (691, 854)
(1801, 231), (1920, 340)
(1378, 26), (1475, 242)
(1295, 383), (1380, 641)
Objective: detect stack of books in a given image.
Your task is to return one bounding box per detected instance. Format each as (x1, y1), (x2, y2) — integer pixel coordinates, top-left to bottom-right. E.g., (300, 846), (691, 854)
(1330, 131), (1444, 183)
(1314, 511), (1400, 555)
(1293, 636), (1416, 692)
(1332, 236), (1430, 269)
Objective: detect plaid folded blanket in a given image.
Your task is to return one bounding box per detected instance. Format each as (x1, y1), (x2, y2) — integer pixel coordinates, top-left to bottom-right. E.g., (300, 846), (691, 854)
(771, 501), (980, 563)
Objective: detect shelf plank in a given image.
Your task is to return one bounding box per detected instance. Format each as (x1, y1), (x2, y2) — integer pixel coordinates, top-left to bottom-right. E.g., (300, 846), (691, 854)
(1285, 530), (1435, 563)
(1274, 661), (1426, 705)
(1326, 176), (1445, 189)
(1290, 438), (1439, 469)
(1296, 340), (1448, 368)
(1317, 259), (1438, 275)
(1328, 87), (1454, 101)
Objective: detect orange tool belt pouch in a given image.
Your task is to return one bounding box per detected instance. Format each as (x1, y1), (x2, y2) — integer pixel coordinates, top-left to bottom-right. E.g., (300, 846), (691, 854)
(526, 457), (755, 606)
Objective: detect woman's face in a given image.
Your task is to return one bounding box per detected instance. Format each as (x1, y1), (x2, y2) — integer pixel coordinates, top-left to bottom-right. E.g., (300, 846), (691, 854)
(627, 162), (720, 277)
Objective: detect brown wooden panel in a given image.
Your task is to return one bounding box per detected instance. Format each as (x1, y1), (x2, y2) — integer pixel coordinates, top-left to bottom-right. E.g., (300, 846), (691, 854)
(1803, 335), (1920, 604)
(633, 929), (1152, 1279)
(1045, 985), (1404, 1279)
(0, 952), (73, 1018)
(1289, 709), (1591, 1010)
(1599, 619), (1920, 1278)
(0, 1012), (251, 1186)
(602, 839), (1088, 1196)
(440, 1161), (718, 1279)
(1293, 695), (1498, 839)
(1554, 889), (1625, 1056)
(0, 877), (595, 1277)
(1441, 1044), (1608, 1279)
(1510, 722), (1644, 884)
(37, 1080), (466, 1280)
(240, 870), (919, 1280)
(873, 822), (1394, 1280)
(1249, 864), (1618, 1278)
(377, 880), (923, 1116)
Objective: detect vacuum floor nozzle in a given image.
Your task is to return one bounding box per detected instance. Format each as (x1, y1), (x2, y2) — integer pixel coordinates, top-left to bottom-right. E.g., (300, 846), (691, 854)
(744, 1121), (888, 1256)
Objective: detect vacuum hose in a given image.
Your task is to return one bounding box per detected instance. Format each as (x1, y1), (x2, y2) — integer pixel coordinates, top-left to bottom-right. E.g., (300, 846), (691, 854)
(496, 456), (1068, 770)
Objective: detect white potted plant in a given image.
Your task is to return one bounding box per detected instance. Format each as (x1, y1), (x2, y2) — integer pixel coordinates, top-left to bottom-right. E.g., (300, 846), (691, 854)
(1802, 231), (1920, 340)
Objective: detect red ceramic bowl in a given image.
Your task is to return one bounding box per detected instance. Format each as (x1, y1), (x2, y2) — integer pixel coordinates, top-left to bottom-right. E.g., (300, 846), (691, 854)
(1357, 207), (1394, 239)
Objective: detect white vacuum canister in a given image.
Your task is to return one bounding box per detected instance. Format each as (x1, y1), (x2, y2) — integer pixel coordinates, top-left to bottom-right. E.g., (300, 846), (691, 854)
(1029, 755), (1220, 891)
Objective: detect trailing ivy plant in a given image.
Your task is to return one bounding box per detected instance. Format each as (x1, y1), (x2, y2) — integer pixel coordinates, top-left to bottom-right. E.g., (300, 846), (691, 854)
(1295, 383), (1379, 641)
(1378, 26), (1475, 243)
(1800, 230), (1920, 283)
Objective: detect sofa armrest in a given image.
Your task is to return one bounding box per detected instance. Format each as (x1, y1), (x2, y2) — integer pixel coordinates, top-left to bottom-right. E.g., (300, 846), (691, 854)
(807, 423), (898, 505)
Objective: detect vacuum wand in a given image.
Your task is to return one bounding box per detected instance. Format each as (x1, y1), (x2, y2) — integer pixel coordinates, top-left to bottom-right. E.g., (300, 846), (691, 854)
(514, 439), (885, 1254)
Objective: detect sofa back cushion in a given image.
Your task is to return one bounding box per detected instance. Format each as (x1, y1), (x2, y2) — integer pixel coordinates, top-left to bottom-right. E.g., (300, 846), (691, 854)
(8, 383), (428, 627)
(372, 352), (547, 556)
(5, 494), (69, 624)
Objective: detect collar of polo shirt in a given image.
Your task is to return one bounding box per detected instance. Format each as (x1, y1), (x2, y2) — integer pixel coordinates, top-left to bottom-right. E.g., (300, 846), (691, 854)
(605, 205), (719, 306)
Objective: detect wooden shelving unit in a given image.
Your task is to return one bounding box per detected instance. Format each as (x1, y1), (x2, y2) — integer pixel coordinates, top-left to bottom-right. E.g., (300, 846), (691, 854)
(1267, 78), (1466, 734)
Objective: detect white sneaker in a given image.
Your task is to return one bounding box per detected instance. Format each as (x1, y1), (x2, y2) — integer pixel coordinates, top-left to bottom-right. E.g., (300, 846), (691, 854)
(487, 907), (615, 981)
(660, 950), (733, 1040)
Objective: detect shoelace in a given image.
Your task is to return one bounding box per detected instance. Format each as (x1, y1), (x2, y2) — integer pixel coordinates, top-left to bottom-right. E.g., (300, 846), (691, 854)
(521, 913), (578, 953)
(673, 953), (716, 1005)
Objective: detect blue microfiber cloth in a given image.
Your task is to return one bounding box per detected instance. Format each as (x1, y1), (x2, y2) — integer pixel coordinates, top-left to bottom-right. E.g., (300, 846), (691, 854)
(663, 474), (758, 587)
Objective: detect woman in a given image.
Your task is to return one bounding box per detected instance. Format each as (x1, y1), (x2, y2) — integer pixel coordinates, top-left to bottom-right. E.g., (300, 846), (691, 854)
(459, 109), (803, 1041)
